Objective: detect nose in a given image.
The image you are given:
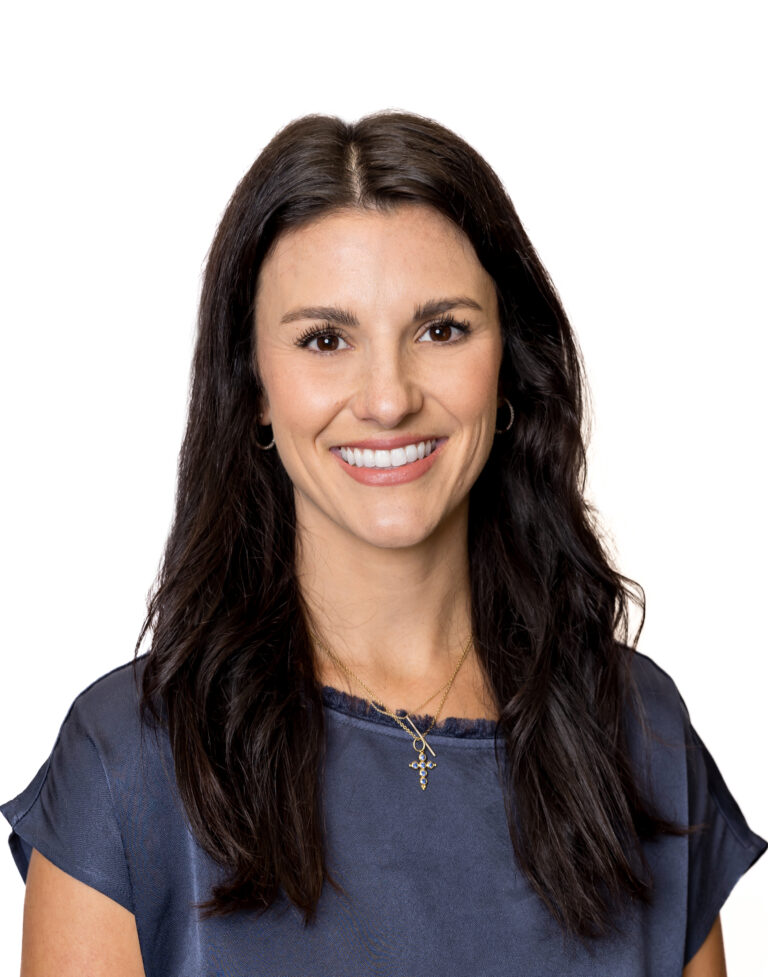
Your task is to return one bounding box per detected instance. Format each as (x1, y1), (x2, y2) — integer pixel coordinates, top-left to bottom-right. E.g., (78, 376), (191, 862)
(351, 344), (424, 429)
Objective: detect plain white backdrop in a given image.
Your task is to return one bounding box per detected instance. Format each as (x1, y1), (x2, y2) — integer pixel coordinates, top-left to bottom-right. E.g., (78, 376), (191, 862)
(1, 0), (765, 973)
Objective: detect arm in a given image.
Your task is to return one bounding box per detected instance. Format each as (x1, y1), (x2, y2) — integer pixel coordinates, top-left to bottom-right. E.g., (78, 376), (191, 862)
(682, 914), (726, 977)
(20, 849), (145, 977)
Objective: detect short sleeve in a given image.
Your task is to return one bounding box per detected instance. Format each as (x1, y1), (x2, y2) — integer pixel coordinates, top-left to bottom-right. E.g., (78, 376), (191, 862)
(1, 702), (134, 912)
(683, 710), (766, 964)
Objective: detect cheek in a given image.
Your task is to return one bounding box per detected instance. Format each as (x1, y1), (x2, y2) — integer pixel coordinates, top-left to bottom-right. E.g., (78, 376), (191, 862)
(262, 359), (344, 439)
(437, 347), (502, 422)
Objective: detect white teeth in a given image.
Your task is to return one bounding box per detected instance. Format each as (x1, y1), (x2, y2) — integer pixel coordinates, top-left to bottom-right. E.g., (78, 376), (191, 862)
(339, 439), (439, 468)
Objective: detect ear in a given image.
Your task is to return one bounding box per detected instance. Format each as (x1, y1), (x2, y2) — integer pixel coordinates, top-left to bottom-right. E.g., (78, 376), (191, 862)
(257, 389), (271, 427)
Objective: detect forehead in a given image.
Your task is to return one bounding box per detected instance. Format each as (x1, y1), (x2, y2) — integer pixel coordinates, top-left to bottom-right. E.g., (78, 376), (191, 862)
(254, 204), (494, 319)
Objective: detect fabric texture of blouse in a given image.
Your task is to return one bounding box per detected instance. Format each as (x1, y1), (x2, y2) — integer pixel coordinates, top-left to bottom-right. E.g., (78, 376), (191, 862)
(2, 650), (766, 977)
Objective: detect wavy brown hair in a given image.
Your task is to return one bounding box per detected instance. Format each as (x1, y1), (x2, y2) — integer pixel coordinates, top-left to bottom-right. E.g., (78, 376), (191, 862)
(137, 110), (687, 944)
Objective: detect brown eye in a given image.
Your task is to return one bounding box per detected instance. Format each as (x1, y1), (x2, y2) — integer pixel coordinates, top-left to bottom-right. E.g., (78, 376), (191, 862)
(295, 327), (350, 352)
(428, 323), (452, 342)
(418, 316), (472, 345)
(317, 334), (340, 351)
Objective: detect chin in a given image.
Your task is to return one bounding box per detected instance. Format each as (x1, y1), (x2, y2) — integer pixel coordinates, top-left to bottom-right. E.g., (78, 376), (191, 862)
(349, 515), (443, 551)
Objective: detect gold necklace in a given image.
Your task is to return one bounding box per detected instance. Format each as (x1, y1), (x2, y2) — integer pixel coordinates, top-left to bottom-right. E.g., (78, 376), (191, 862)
(313, 633), (474, 791)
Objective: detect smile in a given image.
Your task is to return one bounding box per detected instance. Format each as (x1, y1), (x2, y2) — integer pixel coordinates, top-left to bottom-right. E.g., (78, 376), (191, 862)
(338, 439), (438, 469)
(330, 437), (447, 486)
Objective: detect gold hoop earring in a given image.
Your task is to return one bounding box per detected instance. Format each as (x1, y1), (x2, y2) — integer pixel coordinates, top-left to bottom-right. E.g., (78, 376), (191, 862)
(495, 397), (514, 434)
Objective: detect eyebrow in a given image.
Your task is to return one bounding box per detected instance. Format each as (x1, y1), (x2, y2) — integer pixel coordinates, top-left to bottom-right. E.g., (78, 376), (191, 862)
(279, 296), (483, 326)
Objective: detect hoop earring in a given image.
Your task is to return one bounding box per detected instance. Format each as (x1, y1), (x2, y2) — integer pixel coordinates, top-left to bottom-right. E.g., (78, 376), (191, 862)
(254, 425), (275, 450)
(495, 397), (514, 434)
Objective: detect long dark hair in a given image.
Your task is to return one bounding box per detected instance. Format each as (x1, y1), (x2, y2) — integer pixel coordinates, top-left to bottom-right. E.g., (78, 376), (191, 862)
(137, 110), (686, 943)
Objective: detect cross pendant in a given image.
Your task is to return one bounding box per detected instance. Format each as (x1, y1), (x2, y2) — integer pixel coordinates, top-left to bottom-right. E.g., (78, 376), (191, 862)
(409, 750), (436, 790)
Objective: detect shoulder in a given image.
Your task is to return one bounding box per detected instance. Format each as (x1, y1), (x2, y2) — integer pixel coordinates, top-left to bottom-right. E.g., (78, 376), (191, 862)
(13, 655), (157, 821)
(64, 657), (146, 732)
(58, 657), (149, 762)
(626, 647), (685, 706)
(10, 657), (155, 810)
(1, 657), (156, 912)
(621, 646), (693, 753)
(624, 646), (690, 716)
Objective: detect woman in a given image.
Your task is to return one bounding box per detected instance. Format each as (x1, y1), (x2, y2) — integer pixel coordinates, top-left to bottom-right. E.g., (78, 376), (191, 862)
(3, 111), (765, 976)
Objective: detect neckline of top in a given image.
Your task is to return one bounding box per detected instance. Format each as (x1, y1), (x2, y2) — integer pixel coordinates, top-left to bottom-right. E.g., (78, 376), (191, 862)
(320, 685), (499, 739)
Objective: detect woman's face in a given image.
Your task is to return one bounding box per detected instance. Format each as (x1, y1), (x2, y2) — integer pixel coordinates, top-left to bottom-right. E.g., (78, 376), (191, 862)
(253, 203), (504, 552)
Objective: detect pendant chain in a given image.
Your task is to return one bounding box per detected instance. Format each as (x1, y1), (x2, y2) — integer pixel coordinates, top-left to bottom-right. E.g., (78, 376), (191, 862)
(312, 631), (474, 790)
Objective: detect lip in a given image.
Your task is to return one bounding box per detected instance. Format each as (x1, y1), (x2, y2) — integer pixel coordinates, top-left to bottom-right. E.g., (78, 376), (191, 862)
(332, 434), (442, 451)
(331, 437), (447, 486)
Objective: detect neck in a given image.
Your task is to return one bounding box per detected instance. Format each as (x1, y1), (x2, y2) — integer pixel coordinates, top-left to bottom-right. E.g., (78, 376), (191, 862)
(295, 503), (496, 719)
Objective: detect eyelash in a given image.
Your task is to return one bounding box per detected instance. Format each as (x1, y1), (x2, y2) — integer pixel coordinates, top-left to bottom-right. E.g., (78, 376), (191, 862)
(420, 315), (473, 344)
(294, 314), (473, 352)
(295, 324), (348, 351)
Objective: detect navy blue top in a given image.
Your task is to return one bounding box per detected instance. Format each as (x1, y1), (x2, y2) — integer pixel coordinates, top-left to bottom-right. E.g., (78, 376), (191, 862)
(2, 651), (765, 976)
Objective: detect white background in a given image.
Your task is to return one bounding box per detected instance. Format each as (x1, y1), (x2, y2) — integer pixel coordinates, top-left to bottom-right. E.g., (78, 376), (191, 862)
(1, 1), (765, 972)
